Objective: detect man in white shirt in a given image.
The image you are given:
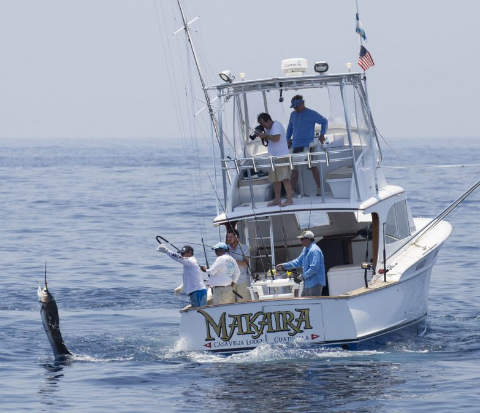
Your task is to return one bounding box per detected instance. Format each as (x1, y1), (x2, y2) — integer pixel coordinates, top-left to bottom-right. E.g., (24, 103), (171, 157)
(157, 244), (207, 307)
(201, 242), (240, 305)
(257, 112), (294, 207)
(226, 231), (250, 302)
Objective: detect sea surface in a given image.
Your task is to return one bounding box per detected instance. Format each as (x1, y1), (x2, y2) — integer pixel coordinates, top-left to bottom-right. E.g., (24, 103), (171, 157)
(0, 137), (479, 412)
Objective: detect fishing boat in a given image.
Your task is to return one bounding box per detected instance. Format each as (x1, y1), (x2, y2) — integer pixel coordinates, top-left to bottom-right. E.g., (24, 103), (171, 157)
(170, 2), (476, 353)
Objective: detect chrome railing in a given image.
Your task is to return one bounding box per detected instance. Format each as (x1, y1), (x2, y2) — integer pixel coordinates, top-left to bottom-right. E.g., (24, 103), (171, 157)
(222, 147), (354, 174)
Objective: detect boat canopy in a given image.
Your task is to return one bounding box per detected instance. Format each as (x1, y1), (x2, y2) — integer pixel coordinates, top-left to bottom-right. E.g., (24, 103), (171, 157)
(208, 72), (364, 97)
(208, 71), (386, 214)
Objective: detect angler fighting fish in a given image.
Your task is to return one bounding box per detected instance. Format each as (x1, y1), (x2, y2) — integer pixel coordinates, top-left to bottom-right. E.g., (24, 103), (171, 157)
(37, 277), (71, 361)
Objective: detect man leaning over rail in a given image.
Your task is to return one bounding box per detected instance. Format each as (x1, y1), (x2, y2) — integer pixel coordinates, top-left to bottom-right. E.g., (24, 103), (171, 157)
(157, 244), (208, 307)
(275, 230), (327, 297)
(201, 242), (241, 305)
(286, 95), (328, 196)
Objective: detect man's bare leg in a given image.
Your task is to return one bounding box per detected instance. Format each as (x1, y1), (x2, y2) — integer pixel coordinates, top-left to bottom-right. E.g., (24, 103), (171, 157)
(281, 179), (294, 206)
(291, 169), (298, 193)
(311, 167), (321, 194)
(267, 181), (282, 206)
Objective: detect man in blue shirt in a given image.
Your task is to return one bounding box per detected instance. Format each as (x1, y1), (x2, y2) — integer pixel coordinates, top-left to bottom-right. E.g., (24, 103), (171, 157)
(286, 95), (328, 195)
(275, 230), (327, 297)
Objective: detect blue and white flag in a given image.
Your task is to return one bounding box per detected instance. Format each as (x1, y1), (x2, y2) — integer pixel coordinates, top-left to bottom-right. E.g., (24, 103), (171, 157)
(355, 13), (367, 41)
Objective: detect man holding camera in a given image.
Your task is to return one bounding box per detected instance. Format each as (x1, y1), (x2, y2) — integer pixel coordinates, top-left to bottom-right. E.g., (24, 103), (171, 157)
(257, 112), (294, 207)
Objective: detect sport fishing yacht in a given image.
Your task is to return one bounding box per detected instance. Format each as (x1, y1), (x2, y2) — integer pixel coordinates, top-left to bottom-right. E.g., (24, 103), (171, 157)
(176, 59), (455, 352)
(172, 2), (459, 353)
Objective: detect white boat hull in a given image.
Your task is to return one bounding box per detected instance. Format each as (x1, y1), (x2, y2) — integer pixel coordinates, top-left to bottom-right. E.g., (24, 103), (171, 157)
(179, 252), (436, 352)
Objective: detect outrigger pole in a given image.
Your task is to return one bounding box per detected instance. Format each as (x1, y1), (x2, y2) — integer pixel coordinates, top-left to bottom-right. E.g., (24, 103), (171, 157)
(389, 179), (480, 259)
(176, 0), (219, 143)
(175, 0), (228, 207)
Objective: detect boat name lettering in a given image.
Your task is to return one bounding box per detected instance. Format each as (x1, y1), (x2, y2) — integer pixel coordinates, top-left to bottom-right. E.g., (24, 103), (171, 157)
(197, 308), (312, 342)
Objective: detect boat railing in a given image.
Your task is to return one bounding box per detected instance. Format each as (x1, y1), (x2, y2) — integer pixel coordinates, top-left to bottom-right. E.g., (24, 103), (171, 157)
(223, 146), (361, 204)
(222, 147), (354, 174)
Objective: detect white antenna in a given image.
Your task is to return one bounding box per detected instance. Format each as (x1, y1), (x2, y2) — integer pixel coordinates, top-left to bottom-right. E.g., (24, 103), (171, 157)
(175, 0), (228, 206)
(175, 0), (220, 145)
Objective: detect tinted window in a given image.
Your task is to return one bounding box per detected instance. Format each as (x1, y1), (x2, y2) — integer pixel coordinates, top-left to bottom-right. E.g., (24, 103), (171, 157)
(385, 201), (410, 244)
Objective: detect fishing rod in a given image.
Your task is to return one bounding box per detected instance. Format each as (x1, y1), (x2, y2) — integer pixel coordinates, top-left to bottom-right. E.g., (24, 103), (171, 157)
(156, 234), (212, 271)
(382, 223), (388, 282)
(155, 235), (180, 252)
(206, 173), (268, 282)
(201, 236), (209, 268)
(388, 179), (480, 260)
(158, 239), (260, 261)
(232, 290), (243, 300)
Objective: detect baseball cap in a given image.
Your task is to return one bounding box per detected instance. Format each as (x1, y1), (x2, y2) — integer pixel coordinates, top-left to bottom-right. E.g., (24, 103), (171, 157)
(212, 242), (229, 251)
(297, 230), (315, 240)
(290, 95), (304, 108)
(180, 245), (194, 255)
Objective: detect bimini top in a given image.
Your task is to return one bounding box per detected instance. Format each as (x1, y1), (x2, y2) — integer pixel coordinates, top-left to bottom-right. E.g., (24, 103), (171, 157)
(208, 72), (364, 98)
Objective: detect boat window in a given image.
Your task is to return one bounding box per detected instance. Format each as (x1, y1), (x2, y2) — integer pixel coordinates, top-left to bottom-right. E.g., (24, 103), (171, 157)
(297, 211), (330, 229)
(327, 85), (370, 148)
(385, 201), (410, 244)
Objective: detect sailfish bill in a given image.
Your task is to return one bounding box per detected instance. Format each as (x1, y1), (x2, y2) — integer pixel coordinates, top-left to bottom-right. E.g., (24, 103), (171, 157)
(37, 282), (71, 360)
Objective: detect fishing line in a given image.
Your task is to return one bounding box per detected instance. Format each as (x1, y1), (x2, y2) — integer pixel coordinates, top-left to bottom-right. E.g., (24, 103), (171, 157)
(154, 0), (213, 253)
(384, 163), (480, 169)
(205, 172), (265, 281)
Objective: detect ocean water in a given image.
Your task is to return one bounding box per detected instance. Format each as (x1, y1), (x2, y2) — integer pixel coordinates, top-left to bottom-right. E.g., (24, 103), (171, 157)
(0, 137), (479, 412)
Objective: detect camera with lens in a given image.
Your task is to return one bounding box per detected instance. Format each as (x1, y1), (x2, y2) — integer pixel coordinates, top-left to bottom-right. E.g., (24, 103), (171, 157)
(249, 125), (268, 146)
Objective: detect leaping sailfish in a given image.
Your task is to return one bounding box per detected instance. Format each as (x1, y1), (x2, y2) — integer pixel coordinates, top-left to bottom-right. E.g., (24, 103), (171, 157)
(37, 264), (71, 361)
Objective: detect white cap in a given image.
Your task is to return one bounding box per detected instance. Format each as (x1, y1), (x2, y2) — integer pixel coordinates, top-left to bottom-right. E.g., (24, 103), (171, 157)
(297, 230), (315, 240)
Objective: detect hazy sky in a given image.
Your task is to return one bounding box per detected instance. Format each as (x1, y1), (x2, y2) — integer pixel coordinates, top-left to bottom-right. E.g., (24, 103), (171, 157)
(0, 0), (478, 139)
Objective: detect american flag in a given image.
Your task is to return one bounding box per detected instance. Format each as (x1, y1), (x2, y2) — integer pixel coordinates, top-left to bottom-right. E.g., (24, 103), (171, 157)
(358, 45), (374, 71)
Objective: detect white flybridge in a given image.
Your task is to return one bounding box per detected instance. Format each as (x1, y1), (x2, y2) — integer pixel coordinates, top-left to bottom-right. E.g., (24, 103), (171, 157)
(172, 1), (476, 352)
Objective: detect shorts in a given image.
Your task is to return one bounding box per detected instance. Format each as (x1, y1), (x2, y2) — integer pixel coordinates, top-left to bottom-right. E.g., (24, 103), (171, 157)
(268, 156), (291, 183)
(292, 146), (313, 154)
(189, 289), (207, 307)
(292, 146), (316, 170)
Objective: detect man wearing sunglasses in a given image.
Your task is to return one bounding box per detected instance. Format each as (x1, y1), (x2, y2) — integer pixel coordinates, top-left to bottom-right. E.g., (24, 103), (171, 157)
(275, 230), (327, 297)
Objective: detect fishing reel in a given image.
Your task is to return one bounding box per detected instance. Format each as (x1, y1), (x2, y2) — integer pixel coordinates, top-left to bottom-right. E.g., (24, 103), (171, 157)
(291, 272), (303, 284)
(249, 125), (268, 147)
(284, 269), (303, 284)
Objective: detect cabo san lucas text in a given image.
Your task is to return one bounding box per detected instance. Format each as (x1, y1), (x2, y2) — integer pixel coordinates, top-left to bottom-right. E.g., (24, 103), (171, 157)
(197, 308), (312, 342)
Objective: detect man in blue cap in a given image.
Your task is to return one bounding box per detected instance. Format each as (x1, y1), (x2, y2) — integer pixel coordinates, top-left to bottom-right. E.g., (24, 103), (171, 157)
(200, 242), (241, 305)
(286, 95), (328, 195)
